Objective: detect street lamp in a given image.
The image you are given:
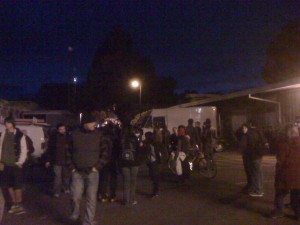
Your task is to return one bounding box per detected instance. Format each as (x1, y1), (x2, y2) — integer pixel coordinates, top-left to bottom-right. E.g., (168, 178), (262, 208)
(130, 80), (142, 109)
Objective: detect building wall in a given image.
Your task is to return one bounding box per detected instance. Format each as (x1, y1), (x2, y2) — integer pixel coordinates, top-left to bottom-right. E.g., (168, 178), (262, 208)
(278, 89), (300, 124)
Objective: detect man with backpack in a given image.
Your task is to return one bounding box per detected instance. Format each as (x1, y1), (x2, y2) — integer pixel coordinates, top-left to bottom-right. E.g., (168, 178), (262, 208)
(118, 125), (141, 206)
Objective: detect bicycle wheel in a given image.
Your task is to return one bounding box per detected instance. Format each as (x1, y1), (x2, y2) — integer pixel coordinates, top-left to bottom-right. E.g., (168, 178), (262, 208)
(196, 156), (217, 179)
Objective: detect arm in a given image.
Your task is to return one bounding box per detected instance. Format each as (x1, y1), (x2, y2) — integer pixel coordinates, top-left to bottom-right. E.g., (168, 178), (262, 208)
(16, 135), (28, 166)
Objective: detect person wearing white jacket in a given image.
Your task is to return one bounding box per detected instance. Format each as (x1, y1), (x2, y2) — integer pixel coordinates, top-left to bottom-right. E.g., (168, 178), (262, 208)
(0, 117), (27, 215)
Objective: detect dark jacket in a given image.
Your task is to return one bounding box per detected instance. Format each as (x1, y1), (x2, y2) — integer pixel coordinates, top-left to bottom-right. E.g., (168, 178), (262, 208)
(70, 128), (112, 172)
(276, 137), (300, 190)
(46, 132), (71, 166)
(244, 127), (267, 158)
(143, 141), (164, 164)
(118, 132), (141, 168)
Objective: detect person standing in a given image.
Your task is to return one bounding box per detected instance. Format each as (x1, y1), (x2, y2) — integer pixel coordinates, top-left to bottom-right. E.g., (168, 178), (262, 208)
(185, 119), (198, 147)
(119, 125), (141, 206)
(45, 123), (71, 197)
(143, 132), (163, 198)
(238, 121), (268, 197)
(271, 125), (300, 219)
(69, 114), (111, 225)
(0, 117), (27, 215)
(98, 121), (120, 203)
(195, 121), (202, 149)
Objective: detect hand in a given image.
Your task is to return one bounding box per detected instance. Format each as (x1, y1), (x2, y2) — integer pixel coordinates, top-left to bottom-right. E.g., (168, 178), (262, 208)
(92, 167), (98, 172)
(15, 163), (22, 168)
(45, 162), (50, 168)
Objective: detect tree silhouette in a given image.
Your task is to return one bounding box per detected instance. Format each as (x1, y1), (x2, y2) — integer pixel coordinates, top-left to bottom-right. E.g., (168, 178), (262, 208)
(262, 21), (300, 83)
(86, 26), (177, 114)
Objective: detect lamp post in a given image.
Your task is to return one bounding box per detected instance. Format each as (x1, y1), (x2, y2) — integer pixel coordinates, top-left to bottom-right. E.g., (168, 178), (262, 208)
(130, 80), (142, 109)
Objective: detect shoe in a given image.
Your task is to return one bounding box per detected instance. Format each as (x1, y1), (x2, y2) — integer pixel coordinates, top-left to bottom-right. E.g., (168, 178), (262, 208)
(131, 200), (138, 205)
(150, 193), (159, 198)
(69, 215), (79, 223)
(270, 210), (284, 219)
(110, 197), (116, 203)
(101, 198), (109, 203)
(8, 205), (18, 214)
(53, 193), (60, 198)
(13, 205), (26, 215)
(248, 192), (264, 197)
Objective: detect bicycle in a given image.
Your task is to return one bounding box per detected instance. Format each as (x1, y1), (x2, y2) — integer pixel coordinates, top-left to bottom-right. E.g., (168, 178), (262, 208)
(168, 146), (217, 179)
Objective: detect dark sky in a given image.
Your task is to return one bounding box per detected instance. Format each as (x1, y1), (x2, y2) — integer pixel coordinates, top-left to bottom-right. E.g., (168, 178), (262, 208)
(1, 1), (300, 100)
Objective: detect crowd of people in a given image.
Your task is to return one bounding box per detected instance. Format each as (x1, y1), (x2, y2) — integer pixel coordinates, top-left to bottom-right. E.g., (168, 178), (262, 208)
(0, 115), (216, 225)
(1, 114), (300, 224)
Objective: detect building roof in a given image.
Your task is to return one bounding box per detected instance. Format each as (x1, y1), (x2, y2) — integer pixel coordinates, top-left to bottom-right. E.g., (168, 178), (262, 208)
(178, 77), (300, 107)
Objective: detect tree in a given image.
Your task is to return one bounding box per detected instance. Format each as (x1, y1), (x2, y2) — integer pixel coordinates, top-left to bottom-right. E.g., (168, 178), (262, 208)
(86, 26), (177, 115)
(262, 21), (300, 83)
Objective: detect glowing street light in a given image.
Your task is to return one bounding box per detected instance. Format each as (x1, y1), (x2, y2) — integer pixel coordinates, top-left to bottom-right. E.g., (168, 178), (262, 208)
(130, 80), (142, 108)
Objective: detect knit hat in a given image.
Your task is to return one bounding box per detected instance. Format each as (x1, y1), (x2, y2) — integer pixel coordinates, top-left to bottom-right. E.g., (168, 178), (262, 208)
(81, 114), (97, 125)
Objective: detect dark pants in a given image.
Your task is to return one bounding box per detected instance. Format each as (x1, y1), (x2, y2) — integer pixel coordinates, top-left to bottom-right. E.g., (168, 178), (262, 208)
(147, 162), (160, 195)
(179, 158), (190, 183)
(242, 154), (263, 193)
(274, 189), (300, 216)
(98, 163), (117, 198)
(121, 166), (139, 205)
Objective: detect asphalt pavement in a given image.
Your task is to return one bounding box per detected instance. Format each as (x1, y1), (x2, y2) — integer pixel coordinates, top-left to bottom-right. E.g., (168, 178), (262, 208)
(1, 151), (298, 225)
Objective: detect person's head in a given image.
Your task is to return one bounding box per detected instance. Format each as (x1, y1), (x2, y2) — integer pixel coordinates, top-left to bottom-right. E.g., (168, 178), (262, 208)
(81, 114), (97, 131)
(4, 117), (15, 130)
(195, 121), (201, 127)
(188, 118), (194, 126)
(172, 127), (178, 134)
(242, 124), (248, 134)
(177, 125), (185, 136)
(56, 123), (66, 135)
(204, 118), (211, 127)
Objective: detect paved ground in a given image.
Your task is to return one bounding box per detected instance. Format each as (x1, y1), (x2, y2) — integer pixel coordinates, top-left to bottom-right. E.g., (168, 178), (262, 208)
(1, 151), (298, 225)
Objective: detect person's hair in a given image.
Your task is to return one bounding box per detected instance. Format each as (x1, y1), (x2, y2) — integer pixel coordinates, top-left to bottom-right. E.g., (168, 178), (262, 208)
(204, 118), (211, 125)
(4, 117), (16, 128)
(178, 125), (185, 130)
(188, 118), (194, 125)
(56, 123), (65, 130)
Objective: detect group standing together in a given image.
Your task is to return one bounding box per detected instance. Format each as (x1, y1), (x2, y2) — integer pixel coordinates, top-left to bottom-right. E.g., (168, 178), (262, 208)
(237, 119), (300, 221)
(2, 113), (300, 224)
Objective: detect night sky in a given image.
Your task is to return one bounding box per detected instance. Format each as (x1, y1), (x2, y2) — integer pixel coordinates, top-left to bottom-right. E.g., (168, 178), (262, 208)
(1, 1), (300, 100)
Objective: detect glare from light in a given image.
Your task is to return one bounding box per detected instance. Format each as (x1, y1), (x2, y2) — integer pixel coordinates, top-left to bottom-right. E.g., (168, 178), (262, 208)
(73, 77), (77, 83)
(131, 80), (140, 88)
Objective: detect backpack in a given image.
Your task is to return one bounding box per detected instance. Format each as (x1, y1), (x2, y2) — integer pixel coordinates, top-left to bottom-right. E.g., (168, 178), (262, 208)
(121, 136), (136, 161)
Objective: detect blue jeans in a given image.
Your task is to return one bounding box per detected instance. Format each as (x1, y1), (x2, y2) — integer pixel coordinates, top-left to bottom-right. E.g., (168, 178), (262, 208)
(121, 166), (139, 205)
(53, 164), (70, 195)
(243, 155), (263, 193)
(71, 170), (99, 225)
